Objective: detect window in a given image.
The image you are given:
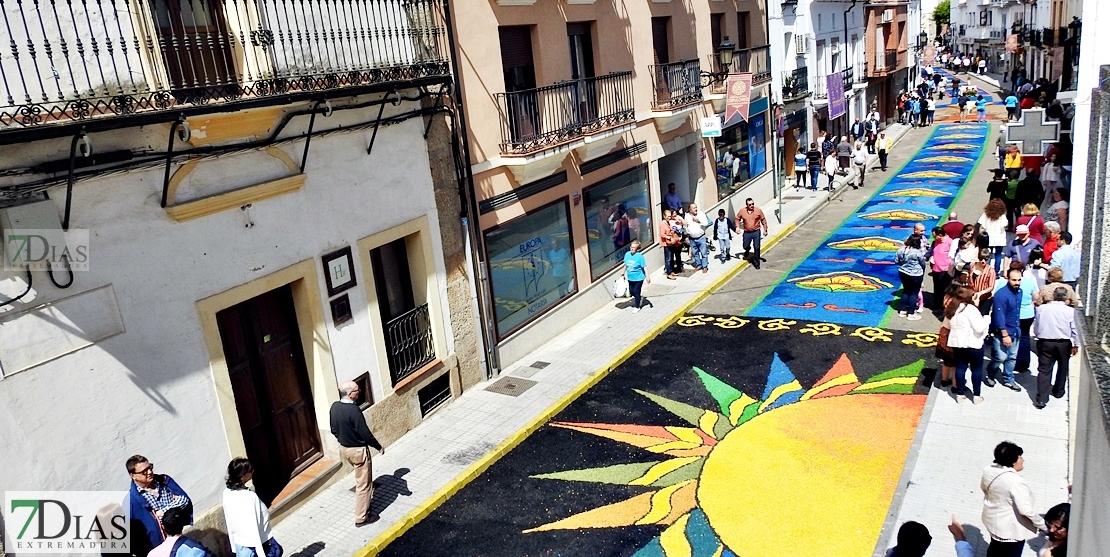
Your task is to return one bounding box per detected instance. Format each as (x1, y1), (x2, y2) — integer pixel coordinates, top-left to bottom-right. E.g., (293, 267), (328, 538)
(352, 371), (374, 409)
(484, 201), (576, 338)
(651, 17), (670, 64)
(371, 237), (435, 385)
(583, 166), (653, 279)
(711, 13), (724, 52)
(417, 373), (451, 416)
(715, 114), (768, 200)
(737, 12), (750, 48)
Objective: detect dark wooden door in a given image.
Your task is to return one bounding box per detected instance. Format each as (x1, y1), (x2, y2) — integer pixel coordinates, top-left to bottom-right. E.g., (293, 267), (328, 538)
(150, 0), (235, 94)
(217, 285), (321, 504)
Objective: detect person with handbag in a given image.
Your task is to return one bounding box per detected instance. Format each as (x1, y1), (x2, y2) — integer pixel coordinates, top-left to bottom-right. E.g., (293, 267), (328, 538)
(223, 458), (283, 557)
(946, 286), (990, 403)
(660, 209), (681, 279)
(981, 442), (1046, 556)
(623, 240), (651, 313)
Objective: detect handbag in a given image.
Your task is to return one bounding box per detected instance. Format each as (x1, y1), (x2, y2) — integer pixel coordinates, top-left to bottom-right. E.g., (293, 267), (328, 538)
(612, 275), (630, 298)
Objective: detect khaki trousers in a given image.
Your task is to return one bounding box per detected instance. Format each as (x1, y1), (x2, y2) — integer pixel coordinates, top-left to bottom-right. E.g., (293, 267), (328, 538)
(341, 446), (373, 522)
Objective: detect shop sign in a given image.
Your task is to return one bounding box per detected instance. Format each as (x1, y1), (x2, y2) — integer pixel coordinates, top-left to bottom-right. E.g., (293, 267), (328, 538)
(701, 116), (722, 137)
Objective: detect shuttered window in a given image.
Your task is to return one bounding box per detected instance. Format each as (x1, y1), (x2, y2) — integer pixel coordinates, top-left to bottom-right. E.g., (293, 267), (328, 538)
(652, 17), (669, 64)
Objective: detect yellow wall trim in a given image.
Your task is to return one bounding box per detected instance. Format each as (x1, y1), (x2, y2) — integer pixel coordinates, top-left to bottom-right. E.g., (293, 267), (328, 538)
(166, 173), (306, 222)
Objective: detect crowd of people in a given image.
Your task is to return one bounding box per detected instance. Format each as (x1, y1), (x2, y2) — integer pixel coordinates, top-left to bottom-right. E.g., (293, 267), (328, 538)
(792, 118), (890, 191)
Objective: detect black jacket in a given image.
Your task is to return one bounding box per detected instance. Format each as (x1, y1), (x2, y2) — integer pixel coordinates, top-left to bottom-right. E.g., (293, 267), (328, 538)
(330, 401), (383, 450)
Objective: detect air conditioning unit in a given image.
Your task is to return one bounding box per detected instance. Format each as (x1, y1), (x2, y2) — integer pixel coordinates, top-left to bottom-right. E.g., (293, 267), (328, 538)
(881, 9), (894, 23)
(795, 35), (809, 55)
(830, 41), (841, 53)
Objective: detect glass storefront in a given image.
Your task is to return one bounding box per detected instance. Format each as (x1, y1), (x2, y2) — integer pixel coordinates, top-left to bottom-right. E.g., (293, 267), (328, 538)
(583, 165), (654, 279)
(715, 112), (768, 200)
(484, 201), (576, 337)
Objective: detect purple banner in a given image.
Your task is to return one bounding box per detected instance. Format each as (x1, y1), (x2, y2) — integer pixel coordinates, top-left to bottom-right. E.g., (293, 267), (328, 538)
(827, 72), (846, 120)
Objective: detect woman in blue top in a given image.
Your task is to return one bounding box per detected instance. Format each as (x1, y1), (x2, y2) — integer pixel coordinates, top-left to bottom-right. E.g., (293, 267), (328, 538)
(895, 235), (928, 320)
(794, 148), (807, 189)
(976, 95), (988, 122)
(623, 240), (651, 313)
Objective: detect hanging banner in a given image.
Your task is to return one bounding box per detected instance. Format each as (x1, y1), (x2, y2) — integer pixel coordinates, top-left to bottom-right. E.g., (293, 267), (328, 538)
(827, 72), (847, 120)
(725, 73), (753, 127)
(923, 45), (936, 66)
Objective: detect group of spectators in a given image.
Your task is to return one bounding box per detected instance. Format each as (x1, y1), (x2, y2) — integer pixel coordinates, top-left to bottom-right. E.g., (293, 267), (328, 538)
(793, 123), (890, 190)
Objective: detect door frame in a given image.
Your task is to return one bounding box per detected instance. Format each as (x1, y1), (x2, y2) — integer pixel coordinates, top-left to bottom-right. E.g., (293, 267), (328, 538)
(198, 259), (338, 463)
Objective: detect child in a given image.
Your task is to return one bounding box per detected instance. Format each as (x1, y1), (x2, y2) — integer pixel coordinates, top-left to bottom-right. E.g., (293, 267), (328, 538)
(712, 209), (736, 262)
(824, 151), (839, 191)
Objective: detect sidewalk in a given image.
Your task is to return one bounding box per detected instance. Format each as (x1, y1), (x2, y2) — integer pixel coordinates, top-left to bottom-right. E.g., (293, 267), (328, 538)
(268, 124), (912, 556)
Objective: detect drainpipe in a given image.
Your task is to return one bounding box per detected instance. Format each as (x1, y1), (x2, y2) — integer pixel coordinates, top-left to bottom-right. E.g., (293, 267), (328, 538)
(441, 0), (500, 378)
(843, 0), (859, 128)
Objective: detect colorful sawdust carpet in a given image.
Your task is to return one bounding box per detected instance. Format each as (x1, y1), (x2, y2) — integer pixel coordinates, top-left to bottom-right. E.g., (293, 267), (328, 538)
(379, 318), (936, 557)
(746, 123), (989, 326)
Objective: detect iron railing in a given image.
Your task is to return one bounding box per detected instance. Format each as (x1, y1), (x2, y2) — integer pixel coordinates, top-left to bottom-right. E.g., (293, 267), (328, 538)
(649, 59), (701, 111)
(735, 45), (772, 83)
(781, 67), (809, 100)
(841, 67), (853, 89)
(875, 49), (899, 73)
(856, 62), (868, 83)
(0, 0), (450, 132)
(813, 73), (827, 99)
(496, 71), (634, 155)
(385, 303), (436, 386)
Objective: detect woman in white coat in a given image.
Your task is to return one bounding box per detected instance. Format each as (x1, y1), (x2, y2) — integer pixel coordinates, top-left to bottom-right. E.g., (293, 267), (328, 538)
(223, 458), (282, 557)
(945, 285), (991, 404)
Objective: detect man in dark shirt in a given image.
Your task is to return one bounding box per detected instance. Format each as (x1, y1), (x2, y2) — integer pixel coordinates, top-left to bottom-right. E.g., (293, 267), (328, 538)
(986, 169), (1009, 202)
(330, 381), (385, 525)
(1015, 168), (1045, 210)
(806, 142), (823, 191)
(837, 136), (853, 169)
(987, 268), (1024, 391)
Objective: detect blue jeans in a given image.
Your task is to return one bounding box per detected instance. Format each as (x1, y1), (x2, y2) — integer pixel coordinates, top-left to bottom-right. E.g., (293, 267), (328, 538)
(809, 166), (821, 190)
(990, 331), (1021, 385)
(690, 236), (708, 270)
(717, 238), (731, 260)
(954, 346), (985, 396)
(989, 246), (1004, 275)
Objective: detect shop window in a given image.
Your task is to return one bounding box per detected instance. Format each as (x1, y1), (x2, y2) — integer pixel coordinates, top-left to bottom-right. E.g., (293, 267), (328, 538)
(715, 113), (768, 200)
(484, 201), (576, 338)
(583, 166), (653, 280)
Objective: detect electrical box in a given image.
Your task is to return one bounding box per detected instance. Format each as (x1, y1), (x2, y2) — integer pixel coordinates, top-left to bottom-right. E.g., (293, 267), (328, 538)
(0, 200), (64, 264)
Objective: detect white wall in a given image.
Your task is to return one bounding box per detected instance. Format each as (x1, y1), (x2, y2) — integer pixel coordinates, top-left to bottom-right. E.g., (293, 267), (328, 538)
(1066, 0), (1107, 246)
(0, 99), (447, 511)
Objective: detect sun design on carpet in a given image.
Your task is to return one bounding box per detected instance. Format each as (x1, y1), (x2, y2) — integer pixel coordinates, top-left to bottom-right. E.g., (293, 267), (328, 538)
(525, 356), (926, 556)
(827, 236), (902, 251)
(936, 133), (984, 140)
(860, 209), (934, 221)
(926, 143), (980, 150)
(918, 155), (973, 163)
(898, 170), (961, 179)
(883, 187), (948, 197)
(788, 271), (894, 292)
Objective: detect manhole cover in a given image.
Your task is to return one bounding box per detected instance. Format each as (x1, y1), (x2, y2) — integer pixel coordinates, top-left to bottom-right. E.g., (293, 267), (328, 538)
(531, 361), (550, 369)
(485, 376), (538, 397)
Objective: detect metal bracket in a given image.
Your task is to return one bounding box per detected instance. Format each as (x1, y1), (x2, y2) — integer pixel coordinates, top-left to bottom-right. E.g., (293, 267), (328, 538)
(300, 99), (332, 173)
(366, 89), (400, 156)
(423, 84), (451, 139)
(63, 128), (91, 230)
(160, 115), (188, 208)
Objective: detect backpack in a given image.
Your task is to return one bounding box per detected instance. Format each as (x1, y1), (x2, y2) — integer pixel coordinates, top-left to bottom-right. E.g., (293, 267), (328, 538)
(171, 537), (216, 557)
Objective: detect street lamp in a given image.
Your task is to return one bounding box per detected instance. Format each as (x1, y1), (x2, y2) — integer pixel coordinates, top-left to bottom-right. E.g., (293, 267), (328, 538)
(917, 31), (929, 50)
(716, 37), (736, 71)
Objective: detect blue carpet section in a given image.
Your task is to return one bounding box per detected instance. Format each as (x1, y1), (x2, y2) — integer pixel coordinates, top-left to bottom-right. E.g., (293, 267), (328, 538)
(745, 123), (989, 326)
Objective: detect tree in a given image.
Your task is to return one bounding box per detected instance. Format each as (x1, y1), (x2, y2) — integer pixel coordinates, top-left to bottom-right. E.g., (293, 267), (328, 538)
(933, 0), (951, 34)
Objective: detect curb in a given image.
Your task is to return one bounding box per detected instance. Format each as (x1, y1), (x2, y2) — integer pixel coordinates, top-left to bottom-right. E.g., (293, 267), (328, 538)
(354, 223), (801, 555)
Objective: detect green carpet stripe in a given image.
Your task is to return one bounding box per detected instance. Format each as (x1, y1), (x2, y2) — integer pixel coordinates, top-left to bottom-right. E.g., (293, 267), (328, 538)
(650, 459), (705, 488)
(867, 359), (926, 382)
(692, 366), (746, 416)
(530, 461), (659, 484)
(635, 389), (709, 426)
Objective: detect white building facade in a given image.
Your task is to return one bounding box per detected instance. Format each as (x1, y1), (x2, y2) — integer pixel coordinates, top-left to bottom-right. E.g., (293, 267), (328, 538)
(0, 0), (484, 549)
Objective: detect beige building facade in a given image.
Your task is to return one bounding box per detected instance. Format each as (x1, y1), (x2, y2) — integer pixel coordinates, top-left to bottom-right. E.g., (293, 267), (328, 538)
(453, 0), (772, 364)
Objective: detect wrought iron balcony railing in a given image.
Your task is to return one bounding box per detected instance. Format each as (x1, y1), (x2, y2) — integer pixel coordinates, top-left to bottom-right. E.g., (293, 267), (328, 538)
(856, 62), (868, 83)
(649, 59), (702, 111)
(385, 303), (436, 386)
(813, 73), (827, 99)
(781, 67), (809, 100)
(735, 45), (772, 83)
(495, 71), (634, 156)
(0, 0), (450, 134)
(841, 67), (853, 89)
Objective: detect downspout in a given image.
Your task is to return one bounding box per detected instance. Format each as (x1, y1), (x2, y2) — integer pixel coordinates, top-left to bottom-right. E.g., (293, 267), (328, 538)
(844, 0), (858, 127)
(441, 0), (499, 379)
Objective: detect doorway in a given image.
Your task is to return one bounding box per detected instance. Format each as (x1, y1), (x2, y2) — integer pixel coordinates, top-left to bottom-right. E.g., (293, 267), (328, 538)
(150, 0), (235, 98)
(216, 285), (322, 504)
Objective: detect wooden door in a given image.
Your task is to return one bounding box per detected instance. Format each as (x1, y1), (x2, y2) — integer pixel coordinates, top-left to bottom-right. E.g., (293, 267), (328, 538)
(150, 0), (235, 94)
(217, 285), (321, 504)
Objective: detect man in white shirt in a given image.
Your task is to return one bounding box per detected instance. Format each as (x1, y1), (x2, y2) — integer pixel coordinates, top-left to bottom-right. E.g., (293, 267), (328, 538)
(981, 442), (1045, 557)
(1033, 287), (1079, 408)
(684, 203), (710, 273)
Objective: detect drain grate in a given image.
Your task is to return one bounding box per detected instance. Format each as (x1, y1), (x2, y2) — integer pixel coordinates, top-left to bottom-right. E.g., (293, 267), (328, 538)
(531, 361), (550, 369)
(781, 195), (807, 200)
(485, 376), (538, 397)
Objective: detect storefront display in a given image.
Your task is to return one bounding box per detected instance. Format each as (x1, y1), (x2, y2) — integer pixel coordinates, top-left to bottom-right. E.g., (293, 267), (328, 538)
(484, 201), (576, 337)
(715, 112), (768, 200)
(583, 166), (654, 279)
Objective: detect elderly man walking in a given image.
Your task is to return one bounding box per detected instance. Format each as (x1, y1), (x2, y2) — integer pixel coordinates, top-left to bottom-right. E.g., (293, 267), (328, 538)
(330, 381), (385, 525)
(1033, 287), (1079, 408)
(737, 198), (769, 270)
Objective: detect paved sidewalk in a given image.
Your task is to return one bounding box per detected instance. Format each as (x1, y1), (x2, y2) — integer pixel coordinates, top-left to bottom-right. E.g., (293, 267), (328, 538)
(268, 125), (911, 556)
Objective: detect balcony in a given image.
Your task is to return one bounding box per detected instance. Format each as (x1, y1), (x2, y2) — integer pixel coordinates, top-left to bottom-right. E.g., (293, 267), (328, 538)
(0, 0), (450, 140)
(856, 62), (869, 84)
(735, 45), (773, 84)
(1042, 28), (1056, 47)
(841, 68), (854, 90)
(813, 74), (827, 99)
(649, 59), (703, 111)
(781, 67), (810, 101)
(385, 303), (436, 386)
(872, 49), (899, 75)
(495, 71), (634, 156)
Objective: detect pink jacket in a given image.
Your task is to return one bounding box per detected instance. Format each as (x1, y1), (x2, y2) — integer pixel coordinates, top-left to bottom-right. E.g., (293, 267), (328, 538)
(931, 237), (953, 272)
